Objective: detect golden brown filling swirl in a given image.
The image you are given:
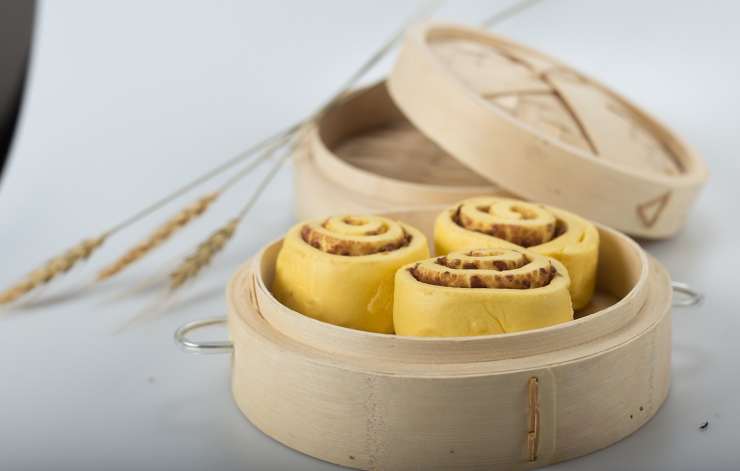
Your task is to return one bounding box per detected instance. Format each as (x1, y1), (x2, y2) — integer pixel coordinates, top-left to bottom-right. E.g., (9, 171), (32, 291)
(453, 199), (562, 247)
(410, 248), (556, 289)
(301, 215), (411, 256)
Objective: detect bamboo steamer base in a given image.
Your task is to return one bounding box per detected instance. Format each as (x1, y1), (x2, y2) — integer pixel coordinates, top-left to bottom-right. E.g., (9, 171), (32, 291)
(293, 82), (501, 220)
(227, 208), (671, 470)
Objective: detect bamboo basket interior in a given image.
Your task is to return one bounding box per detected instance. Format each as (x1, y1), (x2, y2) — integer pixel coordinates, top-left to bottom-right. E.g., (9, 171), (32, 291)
(293, 82), (500, 220)
(245, 207), (650, 364)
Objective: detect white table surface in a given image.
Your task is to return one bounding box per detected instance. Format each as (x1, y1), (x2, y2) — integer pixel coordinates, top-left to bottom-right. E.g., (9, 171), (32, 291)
(1, 1), (737, 470)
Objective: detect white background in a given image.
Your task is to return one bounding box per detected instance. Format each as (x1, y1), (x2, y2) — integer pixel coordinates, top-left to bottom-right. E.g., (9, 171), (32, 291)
(0, 1), (737, 470)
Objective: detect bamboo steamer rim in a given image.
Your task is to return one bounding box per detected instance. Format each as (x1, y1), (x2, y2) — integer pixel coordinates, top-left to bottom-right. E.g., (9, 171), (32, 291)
(388, 22), (708, 238)
(309, 81), (496, 204)
(233, 258), (672, 378)
(231, 257), (668, 378)
(239, 207), (656, 365)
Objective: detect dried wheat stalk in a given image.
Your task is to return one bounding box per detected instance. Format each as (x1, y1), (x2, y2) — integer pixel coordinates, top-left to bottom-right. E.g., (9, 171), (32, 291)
(169, 218), (239, 290)
(0, 235), (107, 304)
(97, 192), (219, 281)
(1, 0), (540, 306)
(168, 139), (292, 291)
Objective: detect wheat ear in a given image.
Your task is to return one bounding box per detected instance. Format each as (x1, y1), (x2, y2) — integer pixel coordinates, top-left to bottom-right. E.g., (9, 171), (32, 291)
(169, 219), (238, 290)
(0, 235), (107, 304)
(97, 192), (219, 281)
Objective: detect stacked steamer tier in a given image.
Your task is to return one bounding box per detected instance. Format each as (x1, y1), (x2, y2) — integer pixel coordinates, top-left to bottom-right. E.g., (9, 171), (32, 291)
(295, 22), (707, 238)
(228, 207), (671, 470)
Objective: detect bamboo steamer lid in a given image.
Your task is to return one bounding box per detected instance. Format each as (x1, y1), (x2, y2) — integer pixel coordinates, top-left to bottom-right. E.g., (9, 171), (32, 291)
(293, 82), (502, 220)
(226, 207), (672, 470)
(388, 23), (708, 238)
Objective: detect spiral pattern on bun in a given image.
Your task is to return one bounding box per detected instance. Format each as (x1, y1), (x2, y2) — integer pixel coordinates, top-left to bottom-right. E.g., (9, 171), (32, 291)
(300, 215), (411, 256)
(410, 249), (556, 289)
(456, 201), (556, 247)
(394, 248), (573, 337)
(435, 197), (599, 310)
(272, 215), (429, 334)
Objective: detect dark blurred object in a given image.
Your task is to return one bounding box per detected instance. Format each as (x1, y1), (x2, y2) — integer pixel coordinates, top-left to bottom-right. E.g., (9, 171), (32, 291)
(0, 0), (35, 183)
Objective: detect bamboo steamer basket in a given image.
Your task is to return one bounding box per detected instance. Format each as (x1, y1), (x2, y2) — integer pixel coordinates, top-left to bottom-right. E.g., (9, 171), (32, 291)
(175, 207), (702, 470)
(293, 81), (501, 220)
(383, 23), (708, 239)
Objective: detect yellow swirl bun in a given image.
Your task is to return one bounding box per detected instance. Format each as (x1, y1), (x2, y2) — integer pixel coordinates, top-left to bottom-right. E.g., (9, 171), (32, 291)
(272, 215), (429, 333)
(394, 248), (573, 337)
(434, 197), (599, 310)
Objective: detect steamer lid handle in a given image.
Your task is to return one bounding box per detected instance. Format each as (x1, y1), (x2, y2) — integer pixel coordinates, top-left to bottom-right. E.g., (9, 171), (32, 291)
(174, 317), (233, 354)
(671, 281), (703, 307)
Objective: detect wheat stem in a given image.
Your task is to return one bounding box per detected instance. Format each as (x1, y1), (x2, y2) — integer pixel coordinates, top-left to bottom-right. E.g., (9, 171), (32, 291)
(169, 139), (293, 290)
(160, 0), (546, 293)
(480, 0), (544, 28)
(95, 142), (285, 282)
(2, 0), (546, 305)
(104, 1), (441, 238)
(104, 130), (290, 237)
(236, 147), (292, 220)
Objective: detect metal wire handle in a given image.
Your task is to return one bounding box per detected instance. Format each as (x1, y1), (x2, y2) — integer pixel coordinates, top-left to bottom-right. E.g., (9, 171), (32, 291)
(671, 281), (703, 307)
(174, 317), (233, 354)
